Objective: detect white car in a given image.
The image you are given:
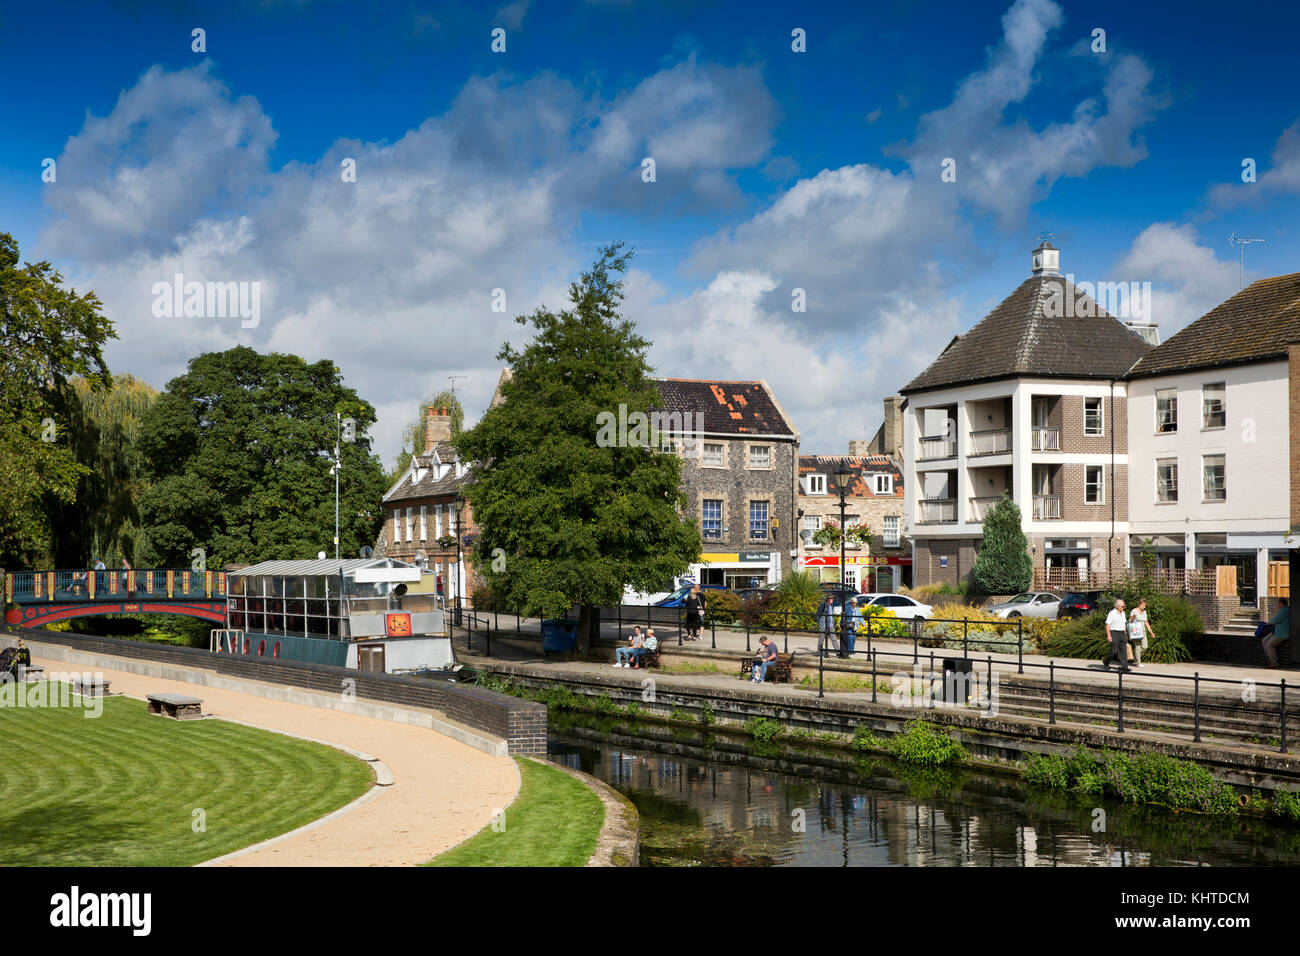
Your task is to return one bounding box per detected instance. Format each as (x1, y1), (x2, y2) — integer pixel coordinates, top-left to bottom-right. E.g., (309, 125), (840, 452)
(621, 578), (684, 606)
(986, 591), (1061, 620)
(852, 593), (933, 620)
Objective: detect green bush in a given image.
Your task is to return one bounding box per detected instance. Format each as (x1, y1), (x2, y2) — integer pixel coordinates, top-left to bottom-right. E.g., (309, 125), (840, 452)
(1022, 753), (1071, 789)
(699, 703), (716, 727)
(743, 716), (784, 742)
(762, 572), (823, 631)
(1271, 788), (1300, 824)
(972, 497), (1033, 594)
(702, 588), (741, 626)
(1020, 746), (1237, 815)
(855, 604), (908, 638)
(470, 582), (498, 611)
(1040, 593), (1199, 664)
(850, 725), (882, 755)
(886, 720), (965, 768)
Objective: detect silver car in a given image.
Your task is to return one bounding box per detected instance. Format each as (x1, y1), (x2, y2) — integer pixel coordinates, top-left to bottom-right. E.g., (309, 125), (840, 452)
(986, 591), (1060, 620)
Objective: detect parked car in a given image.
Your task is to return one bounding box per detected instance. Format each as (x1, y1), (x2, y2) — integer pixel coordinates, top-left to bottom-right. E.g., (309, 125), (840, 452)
(652, 584), (730, 608)
(1057, 590), (1106, 619)
(818, 583), (860, 613)
(853, 593), (934, 620)
(622, 578), (684, 606)
(986, 591), (1061, 620)
(734, 585), (777, 602)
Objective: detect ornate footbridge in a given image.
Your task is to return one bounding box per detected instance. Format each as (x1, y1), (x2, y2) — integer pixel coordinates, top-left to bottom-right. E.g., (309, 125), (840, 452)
(2, 569), (229, 629)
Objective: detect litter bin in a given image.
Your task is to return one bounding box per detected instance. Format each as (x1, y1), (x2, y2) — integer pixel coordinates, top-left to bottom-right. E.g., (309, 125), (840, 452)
(942, 657), (974, 704)
(541, 618), (578, 653)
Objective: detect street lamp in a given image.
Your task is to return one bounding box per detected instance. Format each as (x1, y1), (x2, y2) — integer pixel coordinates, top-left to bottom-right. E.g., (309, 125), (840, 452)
(331, 412), (342, 560)
(835, 462), (852, 660)
(453, 494), (464, 627)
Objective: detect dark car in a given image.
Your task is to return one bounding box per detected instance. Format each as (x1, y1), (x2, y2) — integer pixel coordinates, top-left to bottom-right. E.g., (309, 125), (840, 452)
(1058, 590), (1105, 619)
(652, 584), (730, 608)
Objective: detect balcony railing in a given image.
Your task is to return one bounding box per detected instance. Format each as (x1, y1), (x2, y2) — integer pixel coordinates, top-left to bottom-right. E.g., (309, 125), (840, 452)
(919, 435), (956, 460)
(1031, 427), (1060, 451)
(918, 498), (957, 523)
(967, 496), (1005, 522)
(968, 428), (1011, 456)
(1032, 495), (1062, 519)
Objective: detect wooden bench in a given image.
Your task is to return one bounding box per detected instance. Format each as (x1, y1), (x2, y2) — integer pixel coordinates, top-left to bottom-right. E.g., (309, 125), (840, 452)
(72, 676), (110, 697)
(740, 650), (796, 683)
(631, 642), (662, 669)
(19, 664), (44, 683)
(147, 693), (203, 720)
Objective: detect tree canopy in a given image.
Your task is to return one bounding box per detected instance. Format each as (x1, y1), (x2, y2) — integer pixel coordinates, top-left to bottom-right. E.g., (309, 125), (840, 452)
(455, 243), (701, 648)
(0, 232), (117, 566)
(136, 346), (388, 567)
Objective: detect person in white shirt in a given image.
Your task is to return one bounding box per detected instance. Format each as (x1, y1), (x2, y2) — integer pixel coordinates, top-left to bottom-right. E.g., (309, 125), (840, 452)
(1101, 599), (1131, 672)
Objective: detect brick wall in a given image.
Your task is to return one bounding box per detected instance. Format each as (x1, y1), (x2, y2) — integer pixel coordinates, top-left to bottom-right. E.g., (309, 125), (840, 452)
(1059, 393), (1128, 455)
(1184, 593), (1241, 632)
(16, 628), (547, 754)
(1060, 463), (1128, 522)
(913, 538), (979, 587)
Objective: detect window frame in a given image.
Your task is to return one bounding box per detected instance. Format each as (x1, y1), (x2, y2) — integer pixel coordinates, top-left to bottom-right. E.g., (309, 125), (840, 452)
(1155, 389), (1178, 434)
(1084, 397), (1104, 436)
(1084, 465), (1105, 505)
(1202, 454), (1226, 502)
(873, 473), (894, 495)
(1202, 382), (1226, 430)
(700, 441), (726, 468)
(882, 515), (900, 548)
(806, 474), (827, 495)
(748, 499), (770, 541)
(746, 443), (772, 470)
(1155, 459), (1179, 504)
(701, 498), (724, 541)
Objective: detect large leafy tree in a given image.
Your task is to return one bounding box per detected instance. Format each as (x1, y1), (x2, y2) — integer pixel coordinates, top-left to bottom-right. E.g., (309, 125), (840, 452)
(973, 495), (1033, 594)
(456, 243), (702, 651)
(388, 388), (466, 481)
(0, 232), (117, 567)
(46, 375), (159, 567)
(136, 346), (388, 567)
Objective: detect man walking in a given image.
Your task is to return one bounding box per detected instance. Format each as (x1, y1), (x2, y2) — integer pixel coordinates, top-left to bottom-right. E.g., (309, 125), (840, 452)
(843, 598), (863, 657)
(1102, 598), (1131, 672)
(816, 594), (839, 655)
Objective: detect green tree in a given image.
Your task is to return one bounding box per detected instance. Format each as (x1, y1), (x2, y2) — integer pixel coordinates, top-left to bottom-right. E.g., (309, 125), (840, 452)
(389, 389), (466, 481)
(46, 375), (159, 567)
(0, 232), (117, 567)
(972, 495), (1033, 594)
(136, 346), (388, 567)
(455, 243), (702, 652)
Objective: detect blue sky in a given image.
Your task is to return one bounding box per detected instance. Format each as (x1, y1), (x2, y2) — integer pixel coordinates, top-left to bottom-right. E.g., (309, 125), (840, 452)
(2, 0), (1298, 462)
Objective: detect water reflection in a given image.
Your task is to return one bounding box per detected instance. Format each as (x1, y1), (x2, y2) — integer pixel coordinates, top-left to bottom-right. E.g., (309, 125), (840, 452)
(549, 723), (1300, 868)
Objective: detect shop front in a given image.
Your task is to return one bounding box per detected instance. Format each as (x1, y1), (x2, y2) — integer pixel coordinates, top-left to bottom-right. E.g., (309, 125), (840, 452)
(800, 554), (913, 593)
(691, 551), (780, 590)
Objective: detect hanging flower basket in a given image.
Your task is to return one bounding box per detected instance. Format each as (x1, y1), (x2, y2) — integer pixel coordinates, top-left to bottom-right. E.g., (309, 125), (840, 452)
(812, 521), (872, 550)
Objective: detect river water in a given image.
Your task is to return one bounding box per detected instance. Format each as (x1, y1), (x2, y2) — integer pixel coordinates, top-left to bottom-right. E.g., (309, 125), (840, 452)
(548, 717), (1300, 867)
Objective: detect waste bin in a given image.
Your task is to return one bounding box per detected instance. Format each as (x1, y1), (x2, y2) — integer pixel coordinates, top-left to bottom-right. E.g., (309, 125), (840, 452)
(942, 657), (974, 704)
(541, 618), (578, 653)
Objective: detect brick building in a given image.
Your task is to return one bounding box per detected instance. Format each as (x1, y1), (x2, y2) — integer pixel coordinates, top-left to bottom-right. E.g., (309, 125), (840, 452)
(378, 406), (477, 604)
(796, 453), (911, 592)
(652, 378), (800, 588)
(900, 242), (1151, 589)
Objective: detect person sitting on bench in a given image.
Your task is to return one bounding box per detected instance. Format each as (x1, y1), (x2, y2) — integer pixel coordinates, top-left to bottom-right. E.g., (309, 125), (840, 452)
(614, 627), (643, 668)
(631, 630), (658, 669)
(1264, 597), (1291, 668)
(751, 636), (779, 683)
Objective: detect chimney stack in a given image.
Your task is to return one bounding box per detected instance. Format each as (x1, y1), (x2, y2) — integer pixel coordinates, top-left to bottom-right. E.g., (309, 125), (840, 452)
(425, 405), (452, 452)
(882, 395), (904, 459)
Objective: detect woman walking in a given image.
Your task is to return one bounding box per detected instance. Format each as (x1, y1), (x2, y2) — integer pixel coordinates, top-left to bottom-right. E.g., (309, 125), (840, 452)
(683, 584), (706, 642)
(1128, 597), (1154, 667)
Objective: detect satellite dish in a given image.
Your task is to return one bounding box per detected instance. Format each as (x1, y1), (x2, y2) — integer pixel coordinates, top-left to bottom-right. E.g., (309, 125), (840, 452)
(360, 546), (373, 559)
(317, 551), (327, 560)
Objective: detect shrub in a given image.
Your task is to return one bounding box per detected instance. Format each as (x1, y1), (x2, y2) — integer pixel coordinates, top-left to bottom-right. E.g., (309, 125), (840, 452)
(918, 607), (1047, 654)
(470, 582), (498, 611)
(1022, 753), (1071, 789)
(1271, 788), (1300, 825)
(762, 571), (823, 632)
(743, 716), (784, 742)
(1020, 746), (1237, 815)
(972, 496), (1033, 594)
(1040, 593), (1199, 664)
(702, 588), (741, 626)
(886, 720), (965, 767)
(856, 604), (909, 638)
(850, 725), (882, 754)
(699, 703), (716, 727)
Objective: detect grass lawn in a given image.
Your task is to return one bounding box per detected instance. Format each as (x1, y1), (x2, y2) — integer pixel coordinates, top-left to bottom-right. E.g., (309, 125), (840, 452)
(426, 757), (604, 867)
(0, 683), (373, 866)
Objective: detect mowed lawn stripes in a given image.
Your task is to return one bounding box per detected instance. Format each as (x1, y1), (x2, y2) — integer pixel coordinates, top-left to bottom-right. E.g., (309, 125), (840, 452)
(0, 685), (373, 866)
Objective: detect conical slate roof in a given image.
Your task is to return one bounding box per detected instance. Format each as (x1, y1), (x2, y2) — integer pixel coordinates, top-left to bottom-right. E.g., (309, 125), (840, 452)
(901, 274), (1151, 394)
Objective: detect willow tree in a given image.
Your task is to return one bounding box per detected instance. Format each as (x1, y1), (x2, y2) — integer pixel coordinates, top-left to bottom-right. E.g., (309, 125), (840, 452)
(455, 243), (702, 652)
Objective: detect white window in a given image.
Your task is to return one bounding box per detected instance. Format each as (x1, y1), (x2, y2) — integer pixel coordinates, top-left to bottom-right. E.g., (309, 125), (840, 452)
(1202, 383), (1225, 429)
(1203, 455), (1226, 501)
(419, 505), (427, 540)
(405, 508), (414, 541)
(393, 510), (402, 543)
(883, 516), (900, 547)
(806, 474), (827, 495)
(448, 506), (458, 536)
(1156, 460), (1178, 503)
(873, 473), (893, 495)
(1156, 389), (1177, 433)
(1085, 465), (1104, 504)
(748, 445), (771, 469)
(435, 504), (443, 538)
(1084, 397), (1104, 436)
(702, 442), (724, 467)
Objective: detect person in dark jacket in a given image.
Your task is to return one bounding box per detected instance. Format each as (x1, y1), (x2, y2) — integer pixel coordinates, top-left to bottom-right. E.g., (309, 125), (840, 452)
(816, 595), (840, 655)
(683, 584), (706, 641)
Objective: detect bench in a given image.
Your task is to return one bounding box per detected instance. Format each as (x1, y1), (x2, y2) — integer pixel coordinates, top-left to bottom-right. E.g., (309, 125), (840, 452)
(740, 651), (796, 683)
(631, 642), (662, 669)
(19, 664), (44, 683)
(72, 676), (111, 697)
(147, 693), (203, 720)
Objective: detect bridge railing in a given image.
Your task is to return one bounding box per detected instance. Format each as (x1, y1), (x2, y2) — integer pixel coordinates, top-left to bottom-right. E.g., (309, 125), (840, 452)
(3, 569), (228, 604)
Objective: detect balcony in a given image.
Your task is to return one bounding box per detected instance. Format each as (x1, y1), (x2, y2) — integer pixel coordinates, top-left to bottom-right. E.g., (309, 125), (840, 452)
(919, 435), (956, 460)
(968, 428), (1011, 457)
(1031, 427), (1060, 452)
(967, 496), (1004, 522)
(1032, 495), (1062, 519)
(918, 498), (957, 523)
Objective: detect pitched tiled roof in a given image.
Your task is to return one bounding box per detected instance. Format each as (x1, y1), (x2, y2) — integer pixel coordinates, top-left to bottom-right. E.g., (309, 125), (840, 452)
(799, 455), (904, 497)
(901, 274), (1151, 394)
(653, 379), (796, 437)
(383, 442), (475, 504)
(1128, 272), (1300, 378)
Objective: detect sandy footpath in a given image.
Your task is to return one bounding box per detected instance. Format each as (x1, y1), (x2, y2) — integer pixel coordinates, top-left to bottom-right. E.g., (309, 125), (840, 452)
(30, 652), (519, 867)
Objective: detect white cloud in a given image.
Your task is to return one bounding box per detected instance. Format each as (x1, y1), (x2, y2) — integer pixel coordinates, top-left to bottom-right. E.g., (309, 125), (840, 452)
(1208, 117), (1300, 207)
(1113, 223), (1241, 336)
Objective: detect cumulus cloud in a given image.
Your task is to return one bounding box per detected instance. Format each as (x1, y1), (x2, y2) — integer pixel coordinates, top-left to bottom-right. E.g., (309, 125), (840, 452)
(1208, 118), (1300, 207)
(1113, 223), (1241, 336)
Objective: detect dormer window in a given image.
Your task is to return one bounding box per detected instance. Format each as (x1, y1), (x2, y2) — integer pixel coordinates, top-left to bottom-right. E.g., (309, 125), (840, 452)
(806, 474), (827, 495)
(873, 474), (893, 495)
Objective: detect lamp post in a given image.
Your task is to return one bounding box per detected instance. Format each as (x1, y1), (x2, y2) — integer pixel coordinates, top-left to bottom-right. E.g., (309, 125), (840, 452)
(835, 462), (851, 659)
(331, 412), (342, 560)
(453, 495), (464, 627)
